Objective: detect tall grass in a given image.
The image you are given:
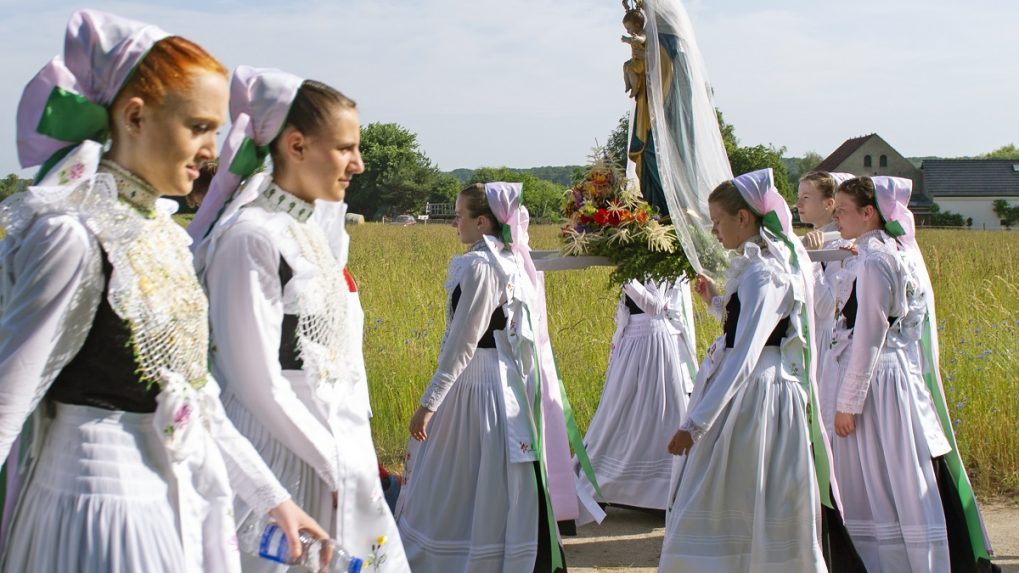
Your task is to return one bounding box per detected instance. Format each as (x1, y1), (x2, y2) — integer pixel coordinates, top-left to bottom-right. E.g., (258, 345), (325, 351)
(345, 225), (1019, 495)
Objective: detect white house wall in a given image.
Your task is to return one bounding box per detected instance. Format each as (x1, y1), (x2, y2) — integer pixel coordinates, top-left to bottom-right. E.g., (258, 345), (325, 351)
(935, 197), (1019, 230)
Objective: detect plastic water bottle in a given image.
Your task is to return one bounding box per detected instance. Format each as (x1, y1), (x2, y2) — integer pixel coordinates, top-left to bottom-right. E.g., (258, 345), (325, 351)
(237, 513), (363, 573)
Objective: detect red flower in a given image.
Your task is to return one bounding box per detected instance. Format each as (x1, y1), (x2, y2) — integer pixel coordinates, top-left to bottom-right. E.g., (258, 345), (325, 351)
(594, 209), (622, 227)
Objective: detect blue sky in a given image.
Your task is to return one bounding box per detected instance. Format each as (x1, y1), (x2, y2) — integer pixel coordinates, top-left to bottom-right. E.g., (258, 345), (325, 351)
(1, 0), (1016, 174)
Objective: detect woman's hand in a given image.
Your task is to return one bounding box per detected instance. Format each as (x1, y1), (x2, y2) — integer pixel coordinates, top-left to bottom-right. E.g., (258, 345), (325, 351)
(693, 273), (718, 305)
(268, 499), (329, 562)
(834, 411), (857, 437)
(409, 406), (434, 442)
(804, 230), (825, 250)
(667, 429), (694, 456)
(840, 244), (859, 257)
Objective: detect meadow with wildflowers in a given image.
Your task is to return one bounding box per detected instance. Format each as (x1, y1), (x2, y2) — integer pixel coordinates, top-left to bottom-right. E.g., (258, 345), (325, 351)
(347, 225), (1019, 496)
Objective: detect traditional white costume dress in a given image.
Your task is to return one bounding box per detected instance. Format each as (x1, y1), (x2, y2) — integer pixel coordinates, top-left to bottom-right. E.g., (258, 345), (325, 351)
(828, 228), (954, 572)
(199, 180), (408, 572)
(659, 240), (826, 573)
(578, 278), (695, 511)
(0, 145), (292, 573)
(660, 169), (828, 573)
(828, 176), (1000, 573)
(192, 65), (409, 573)
(398, 235), (557, 572)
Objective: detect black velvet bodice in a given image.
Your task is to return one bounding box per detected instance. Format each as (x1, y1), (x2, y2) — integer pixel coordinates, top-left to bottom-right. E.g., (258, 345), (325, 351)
(277, 257), (303, 370)
(624, 295), (644, 315)
(723, 293), (790, 349)
(841, 280), (898, 331)
(48, 251), (160, 413)
(451, 285), (506, 349)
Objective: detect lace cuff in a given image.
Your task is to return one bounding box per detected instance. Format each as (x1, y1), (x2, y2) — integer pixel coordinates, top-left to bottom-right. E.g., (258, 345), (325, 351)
(243, 481), (293, 518)
(420, 371), (455, 412)
(679, 417), (707, 443)
(836, 372), (870, 415)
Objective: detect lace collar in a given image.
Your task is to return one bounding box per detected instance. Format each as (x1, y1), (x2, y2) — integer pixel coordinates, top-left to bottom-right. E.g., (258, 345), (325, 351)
(99, 160), (160, 215)
(259, 183), (314, 223)
(468, 238), (489, 253)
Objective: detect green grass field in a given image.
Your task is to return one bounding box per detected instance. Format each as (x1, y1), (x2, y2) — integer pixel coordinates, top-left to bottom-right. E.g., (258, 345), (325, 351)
(348, 224), (1019, 497)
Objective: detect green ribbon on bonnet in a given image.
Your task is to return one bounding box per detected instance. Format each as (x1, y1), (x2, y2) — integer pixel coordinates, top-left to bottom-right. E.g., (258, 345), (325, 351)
(33, 86), (110, 181)
(499, 222), (514, 246)
(760, 211), (800, 269)
(228, 137), (270, 178)
(883, 219), (906, 238)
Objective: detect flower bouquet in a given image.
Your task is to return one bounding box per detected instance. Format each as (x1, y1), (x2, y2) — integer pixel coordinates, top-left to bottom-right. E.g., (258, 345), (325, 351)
(560, 149), (699, 286)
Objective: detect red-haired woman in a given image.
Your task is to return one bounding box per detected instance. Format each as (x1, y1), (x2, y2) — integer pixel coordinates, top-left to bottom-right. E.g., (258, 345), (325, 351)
(0, 11), (324, 573)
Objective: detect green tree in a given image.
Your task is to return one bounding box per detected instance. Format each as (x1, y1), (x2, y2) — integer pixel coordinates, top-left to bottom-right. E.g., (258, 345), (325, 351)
(974, 144), (1019, 160)
(607, 113), (630, 170)
(346, 122), (449, 218)
(469, 167), (565, 223)
(0, 173), (24, 201)
(429, 173), (463, 204)
(715, 110), (794, 203)
(992, 199), (1019, 229)
(928, 203), (966, 227)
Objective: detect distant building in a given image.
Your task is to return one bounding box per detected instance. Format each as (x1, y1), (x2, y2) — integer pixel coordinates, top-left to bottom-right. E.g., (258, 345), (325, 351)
(921, 159), (1019, 230)
(815, 133), (933, 225)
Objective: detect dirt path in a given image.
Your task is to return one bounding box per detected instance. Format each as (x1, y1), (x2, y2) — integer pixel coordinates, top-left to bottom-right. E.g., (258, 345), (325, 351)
(566, 500), (1019, 572)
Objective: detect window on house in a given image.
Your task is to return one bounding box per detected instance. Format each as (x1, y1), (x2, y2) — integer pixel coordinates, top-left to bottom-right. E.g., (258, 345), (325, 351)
(864, 155), (872, 167)
(879, 155), (888, 167)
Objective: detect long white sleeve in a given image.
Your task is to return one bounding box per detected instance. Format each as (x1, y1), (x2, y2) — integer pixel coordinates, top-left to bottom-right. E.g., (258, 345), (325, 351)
(201, 378), (292, 516)
(682, 265), (791, 439)
(836, 256), (895, 415)
(0, 214), (101, 462)
(205, 221), (340, 490)
(420, 258), (500, 412)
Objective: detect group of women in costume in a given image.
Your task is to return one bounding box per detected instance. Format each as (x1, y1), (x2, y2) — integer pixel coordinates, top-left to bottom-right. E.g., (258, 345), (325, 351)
(0, 8), (1002, 573)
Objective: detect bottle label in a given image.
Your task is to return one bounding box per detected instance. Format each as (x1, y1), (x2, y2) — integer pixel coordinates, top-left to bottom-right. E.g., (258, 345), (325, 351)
(258, 524), (291, 564)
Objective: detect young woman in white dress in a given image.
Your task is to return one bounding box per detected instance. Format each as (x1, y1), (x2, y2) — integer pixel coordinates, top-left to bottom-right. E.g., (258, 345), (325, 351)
(398, 182), (567, 572)
(829, 176), (1000, 573)
(0, 12), (324, 573)
(798, 170), (855, 435)
(577, 277), (696, 512)
(191, 66), (410, 572)
(659, 168), (826, 573)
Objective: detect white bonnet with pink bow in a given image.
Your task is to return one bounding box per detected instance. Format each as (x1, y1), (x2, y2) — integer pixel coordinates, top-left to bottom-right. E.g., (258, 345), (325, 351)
(188, 65), (303, 242)
(17, 10), (168, 181)
(871, 175), (916, 245)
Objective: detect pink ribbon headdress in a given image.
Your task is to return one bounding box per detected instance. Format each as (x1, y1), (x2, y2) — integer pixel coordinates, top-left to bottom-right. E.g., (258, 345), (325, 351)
(16, 10), (168, 183)
(188, 65), (303, 243)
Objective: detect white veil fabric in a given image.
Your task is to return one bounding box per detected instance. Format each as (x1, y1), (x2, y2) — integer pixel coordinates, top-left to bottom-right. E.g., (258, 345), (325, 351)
(629, 0), (732, 275)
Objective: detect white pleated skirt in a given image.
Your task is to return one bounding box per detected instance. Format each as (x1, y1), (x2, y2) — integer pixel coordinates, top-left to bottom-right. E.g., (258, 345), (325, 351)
(1, 403), (185, 573)
(397, 349), (539, 573)
(659, 348), (825, 573)
(222, 393), (334, 573)
(581, 315), (690, 510)
(831, 347), (951, 573)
